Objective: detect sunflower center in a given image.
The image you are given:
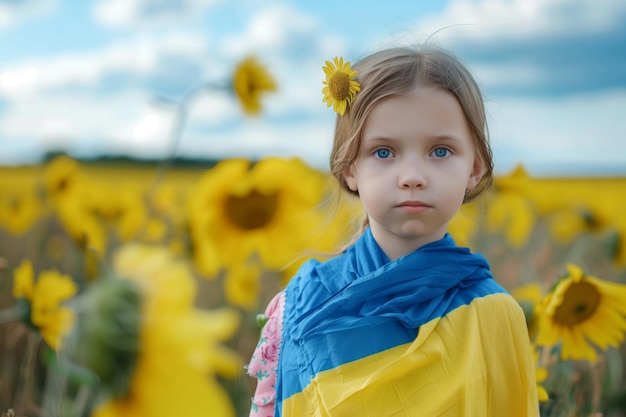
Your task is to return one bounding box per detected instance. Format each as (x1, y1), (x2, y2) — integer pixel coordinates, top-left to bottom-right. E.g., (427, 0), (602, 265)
(56, 178), (69, 193)
(553, 281), (601, 327)
(225, 191), (279, 230)
(243, 74), (256, 96)
(329, 72), (351, 101)
(10, 198), (22, 213)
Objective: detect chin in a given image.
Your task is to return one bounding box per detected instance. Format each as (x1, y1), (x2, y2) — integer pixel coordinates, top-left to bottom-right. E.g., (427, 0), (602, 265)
(398, 226), (444, 242)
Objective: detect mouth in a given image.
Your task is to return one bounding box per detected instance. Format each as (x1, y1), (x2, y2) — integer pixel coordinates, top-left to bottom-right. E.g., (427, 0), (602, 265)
(396, 200), (431, 213)
(397, 200), (430, 207)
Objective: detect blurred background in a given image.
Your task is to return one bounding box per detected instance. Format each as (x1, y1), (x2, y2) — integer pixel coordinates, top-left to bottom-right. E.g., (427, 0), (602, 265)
(1, 1), (626, 417)
(0, 0), (624, 174)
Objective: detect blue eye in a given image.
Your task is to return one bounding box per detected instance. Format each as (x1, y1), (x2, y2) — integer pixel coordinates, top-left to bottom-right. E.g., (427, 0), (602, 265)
(432, 147), (450, 158)
(375, 148), (392, 159)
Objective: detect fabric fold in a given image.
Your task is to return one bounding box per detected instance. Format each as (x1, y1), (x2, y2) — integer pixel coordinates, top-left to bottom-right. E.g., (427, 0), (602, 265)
(278, 230), (500, 405)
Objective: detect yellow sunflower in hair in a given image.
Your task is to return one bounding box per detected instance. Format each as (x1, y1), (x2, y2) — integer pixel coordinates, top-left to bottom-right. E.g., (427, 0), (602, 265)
(535, 263), (626, 362)
(322, 57), (360, 115)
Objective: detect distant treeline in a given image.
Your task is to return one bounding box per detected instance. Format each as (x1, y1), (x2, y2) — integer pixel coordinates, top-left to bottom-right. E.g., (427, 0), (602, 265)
(42, 151), (221, 170)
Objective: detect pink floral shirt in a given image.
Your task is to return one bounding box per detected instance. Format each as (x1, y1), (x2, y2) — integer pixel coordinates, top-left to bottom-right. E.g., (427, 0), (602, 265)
(247, 292), (285, 417)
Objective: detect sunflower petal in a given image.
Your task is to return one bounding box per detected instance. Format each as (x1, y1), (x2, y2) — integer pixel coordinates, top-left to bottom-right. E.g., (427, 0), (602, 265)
(321, 56), (360, 115)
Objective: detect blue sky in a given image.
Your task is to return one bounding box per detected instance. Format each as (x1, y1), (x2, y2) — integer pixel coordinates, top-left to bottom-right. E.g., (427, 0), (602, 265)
(1, 0), (625, 175)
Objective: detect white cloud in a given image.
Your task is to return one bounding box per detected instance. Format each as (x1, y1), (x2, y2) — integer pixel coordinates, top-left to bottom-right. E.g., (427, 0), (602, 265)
(0, 91), (148, 143)
(0, 32), (209, 98)
(221, 3), (346, 59)
(417, 0), (626, 42)
(222, 3), (314, 55)
(0, 0), (55, 29)
(177, 116), (336, 169)
(108, 105), (176, 157)
(186, 92), (239, 125)
(487, 90), (626, 175)
(469, 62), (547, 93)
(93, 0), (222, 29)
(0, 29), (212, 159)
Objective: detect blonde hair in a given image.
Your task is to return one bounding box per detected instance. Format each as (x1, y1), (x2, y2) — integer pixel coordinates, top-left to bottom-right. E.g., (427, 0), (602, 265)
(329, 46), (494, 241)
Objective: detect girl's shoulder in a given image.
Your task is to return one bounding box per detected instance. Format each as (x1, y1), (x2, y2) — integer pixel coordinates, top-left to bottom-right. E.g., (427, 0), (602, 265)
(463, 288), (527, 327)
(255, 291), (286, 341)
(264, 291), (285, 318)
(288, 247), (359, 289)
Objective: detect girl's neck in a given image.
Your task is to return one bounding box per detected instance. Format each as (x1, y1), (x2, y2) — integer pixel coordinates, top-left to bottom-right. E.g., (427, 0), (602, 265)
(369, 224), (448, 260)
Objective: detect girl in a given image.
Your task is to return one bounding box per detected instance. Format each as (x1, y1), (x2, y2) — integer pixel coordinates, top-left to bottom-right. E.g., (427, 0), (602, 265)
(247, 46), (539, 417)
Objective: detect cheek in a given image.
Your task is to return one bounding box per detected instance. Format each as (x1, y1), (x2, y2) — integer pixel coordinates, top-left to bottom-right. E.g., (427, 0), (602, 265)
(359, 193), (385, 218)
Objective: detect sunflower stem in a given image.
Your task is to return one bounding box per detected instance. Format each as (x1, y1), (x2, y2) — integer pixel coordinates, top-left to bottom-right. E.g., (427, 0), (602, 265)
(85, 243), (112, 281)
(539, 344), (552, 369)
(147, 81), (220, 206)
(15, 331), (39, 417)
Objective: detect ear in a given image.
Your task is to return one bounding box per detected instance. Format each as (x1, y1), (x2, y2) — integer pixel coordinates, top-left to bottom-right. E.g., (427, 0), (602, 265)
(466, 157), (485, 191)
(343, 165), (358, 192)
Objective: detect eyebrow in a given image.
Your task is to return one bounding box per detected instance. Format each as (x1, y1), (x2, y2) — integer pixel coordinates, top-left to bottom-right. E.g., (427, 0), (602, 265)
(362, 133), (464, 143)
(428, 134), (465, 143)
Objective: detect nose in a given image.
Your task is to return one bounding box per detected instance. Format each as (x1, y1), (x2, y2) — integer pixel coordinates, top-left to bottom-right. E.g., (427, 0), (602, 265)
(399, 160), (428, 189)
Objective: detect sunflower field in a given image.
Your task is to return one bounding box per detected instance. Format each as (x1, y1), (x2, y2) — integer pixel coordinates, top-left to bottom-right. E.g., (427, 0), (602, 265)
(1, 57), (626, 417)
(0, 155), (625, 417)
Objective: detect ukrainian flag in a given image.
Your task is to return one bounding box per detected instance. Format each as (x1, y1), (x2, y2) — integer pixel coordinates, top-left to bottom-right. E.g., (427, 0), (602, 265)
(275, 229), (538, 416)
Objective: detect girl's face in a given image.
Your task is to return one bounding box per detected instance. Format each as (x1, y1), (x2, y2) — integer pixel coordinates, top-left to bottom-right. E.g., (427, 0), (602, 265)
(343, 87), (484, 260)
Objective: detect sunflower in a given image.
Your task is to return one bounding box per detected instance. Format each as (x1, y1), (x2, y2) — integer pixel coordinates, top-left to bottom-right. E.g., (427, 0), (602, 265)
(55, 196), (107, 255)
(44, 154), (81, 199)
(614, 216), (626, 267)
(84, 244), (242, 417)
(12, 260), (77, 350)
(447, 202), (480, 248)
(322, 57), (360, 115)
(188, 157), (328, 278)
(43, 156), (108, 258)
(485, 168), (536, 249)
(535, 264), (626, 362)
(547, 189), (615, 246)
(0, 185), (42, 236)
(84, 182), (146, 242)
(148, 183), (188, 238)
(486, 191), (535, 248)
(277, 186), (363, 286)
(548, 209), (590, 244)
(511, 282), (544, 340)
(223, 261), (262, 310)
(232, 55), (277, 116)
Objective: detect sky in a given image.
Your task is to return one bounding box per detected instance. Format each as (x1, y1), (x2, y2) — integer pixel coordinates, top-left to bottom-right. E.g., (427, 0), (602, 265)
(0, 0), (625, 176)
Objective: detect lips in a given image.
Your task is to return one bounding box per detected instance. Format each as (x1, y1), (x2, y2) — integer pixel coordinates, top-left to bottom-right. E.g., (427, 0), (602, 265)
(396, 200), (431, 213)
(397, 200), (430, 208)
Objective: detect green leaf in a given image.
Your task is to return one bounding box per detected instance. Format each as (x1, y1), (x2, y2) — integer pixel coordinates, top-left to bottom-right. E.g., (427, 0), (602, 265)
(256, 314), (269, 330)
